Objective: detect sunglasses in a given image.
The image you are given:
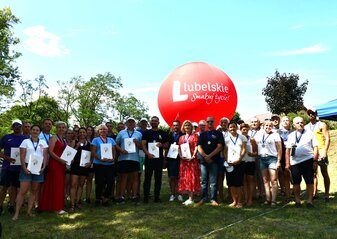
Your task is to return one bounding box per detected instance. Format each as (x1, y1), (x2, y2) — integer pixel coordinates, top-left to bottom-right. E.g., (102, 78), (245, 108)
(207, 121), (214, 123)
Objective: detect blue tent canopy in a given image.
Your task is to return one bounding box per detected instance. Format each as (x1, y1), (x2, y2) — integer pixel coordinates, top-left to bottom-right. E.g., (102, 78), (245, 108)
(315, 99), (337, 121)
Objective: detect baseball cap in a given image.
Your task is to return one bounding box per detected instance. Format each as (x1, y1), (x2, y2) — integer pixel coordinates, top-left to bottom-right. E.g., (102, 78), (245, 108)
(140, 118), (148, 122)
(126, 117), (136, 122)
(271, 114), (280, 120)
(12, 119), (22, 125)
(192, 122), (198, 127)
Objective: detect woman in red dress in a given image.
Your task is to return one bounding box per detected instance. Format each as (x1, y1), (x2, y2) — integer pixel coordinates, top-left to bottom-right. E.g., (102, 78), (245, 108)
(178, 120), (200, 206)
(39, 121), (67, 214)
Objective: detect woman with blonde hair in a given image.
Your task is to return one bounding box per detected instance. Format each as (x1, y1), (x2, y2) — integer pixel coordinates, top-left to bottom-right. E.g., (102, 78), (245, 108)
(177, 120), (200, 206)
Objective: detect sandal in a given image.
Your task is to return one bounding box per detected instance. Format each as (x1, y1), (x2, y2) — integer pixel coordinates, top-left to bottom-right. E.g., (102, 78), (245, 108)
(263, 200), (270, 206)
(69, 205), (75, 213)
(271, 201), (277, 207)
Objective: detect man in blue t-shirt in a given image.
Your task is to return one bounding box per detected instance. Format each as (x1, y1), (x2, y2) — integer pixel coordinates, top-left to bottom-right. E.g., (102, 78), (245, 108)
(196, 116), (224, 206)
(0, 119), (26, 214)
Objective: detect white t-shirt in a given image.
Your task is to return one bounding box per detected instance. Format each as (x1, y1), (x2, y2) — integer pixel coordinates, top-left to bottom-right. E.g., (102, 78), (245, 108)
(243, 138), (255, 162)
(225, 134), (247, 163)
(19, 138), (48, 163)
(286, 130), (318, 166)
(255, 130), (281, 157)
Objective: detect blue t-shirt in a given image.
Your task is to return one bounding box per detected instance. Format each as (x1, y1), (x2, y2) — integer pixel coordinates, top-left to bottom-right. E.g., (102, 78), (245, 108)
(39, 132), (52, 145)
(116, 129), (142, 162)
(91, 137), (116, 165)
(0, 134), (27, 171)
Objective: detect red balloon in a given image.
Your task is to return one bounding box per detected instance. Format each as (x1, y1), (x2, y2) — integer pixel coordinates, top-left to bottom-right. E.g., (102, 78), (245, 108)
(158, 62), (237, 125)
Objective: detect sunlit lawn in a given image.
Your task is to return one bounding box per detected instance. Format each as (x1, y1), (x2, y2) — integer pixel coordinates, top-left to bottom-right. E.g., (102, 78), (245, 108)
(1, 131), (337, 238)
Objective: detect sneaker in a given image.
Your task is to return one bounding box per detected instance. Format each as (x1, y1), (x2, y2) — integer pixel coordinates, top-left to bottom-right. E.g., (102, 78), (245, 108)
(57, 210), (67, 215)
(183, 199), (194, 206)
(169, 195), (175, 202)
(117, 197), (125, 204)
(294, 202), (301, 208)
(210, 200), (219, 206)
(306, 203), (314, 209)
(177, 195), (184, 202)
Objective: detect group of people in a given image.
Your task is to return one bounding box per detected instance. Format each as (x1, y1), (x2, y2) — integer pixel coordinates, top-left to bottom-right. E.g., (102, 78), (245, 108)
(0, 107), (331, 220)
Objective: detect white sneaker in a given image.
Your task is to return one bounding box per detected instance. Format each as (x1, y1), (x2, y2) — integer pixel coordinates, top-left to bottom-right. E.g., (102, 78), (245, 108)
(169, 195), (175, 202)
(177, 195), (184, 202)
(183, 199), (194, 206)
(57, 210), (67, 215)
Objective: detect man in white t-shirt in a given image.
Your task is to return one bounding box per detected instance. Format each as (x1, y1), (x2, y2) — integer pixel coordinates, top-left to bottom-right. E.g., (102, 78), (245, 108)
(285, 117), (318, 208)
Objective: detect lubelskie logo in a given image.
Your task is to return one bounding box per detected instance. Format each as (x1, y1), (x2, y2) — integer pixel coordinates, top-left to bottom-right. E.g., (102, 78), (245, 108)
(172, 80), (230, 104)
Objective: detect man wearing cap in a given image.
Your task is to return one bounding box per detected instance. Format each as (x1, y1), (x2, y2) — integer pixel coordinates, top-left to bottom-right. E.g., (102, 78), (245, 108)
(286, 116), (318, 208)
(304, 107), (331, 201)
(115, 117), (142, 204)
(141, 116), (169, 203)
(271, 114), (280, 132)
(0, 119), (27, 215)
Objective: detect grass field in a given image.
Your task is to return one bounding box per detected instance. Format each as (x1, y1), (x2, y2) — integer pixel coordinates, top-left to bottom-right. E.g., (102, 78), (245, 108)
(1, 131), (337, 238)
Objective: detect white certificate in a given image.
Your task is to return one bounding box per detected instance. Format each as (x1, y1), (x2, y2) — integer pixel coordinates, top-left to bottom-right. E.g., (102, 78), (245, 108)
(100, 143), (113, 159)
(180, 143), (191, 159)
(60, 145), (77, 166)
(148, 142), (159, 158)
(124, 138), (136, 153)
(80, 150), (91, 167)
(27, 153), (43, 175)
(227, 149), (239, 163)
(11, 147), (21, 165)
(167, 144), (179, 159)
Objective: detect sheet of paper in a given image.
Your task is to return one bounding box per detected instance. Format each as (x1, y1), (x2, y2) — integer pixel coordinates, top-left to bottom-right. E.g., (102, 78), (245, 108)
(60, 145), (77, 166)
(180, 143), (191, 159)
(100, 143), (113, 160)
(80, 150), (91, 167)
(167, 144), (179, 159)
(148, 142), (159, 158)
(124, 138), (136, 153)
(11, 147), (21, 165)
(27, 153), (43, 175)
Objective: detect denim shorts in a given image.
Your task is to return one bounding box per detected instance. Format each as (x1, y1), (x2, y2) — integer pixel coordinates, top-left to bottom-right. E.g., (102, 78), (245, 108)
(19, 169), (45, 183)
(259, 155), (277, 170)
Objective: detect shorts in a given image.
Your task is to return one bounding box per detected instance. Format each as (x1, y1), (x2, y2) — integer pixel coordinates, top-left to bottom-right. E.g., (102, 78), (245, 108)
(244, 161), (255, 176)
(117, 160), (140, 174)
(71, 162), (89, 177)
(259, 156), (277, 170)
(139, 156), (145, 173)
(19, 169), (44, 183)
(290, 159), (314, 185)
(167, 159), (180, 178)
(226, 162), (245, 187)
(0, 169), (20, 188)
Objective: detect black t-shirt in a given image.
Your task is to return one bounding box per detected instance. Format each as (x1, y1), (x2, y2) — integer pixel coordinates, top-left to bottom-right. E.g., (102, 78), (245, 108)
(197, 130), (224, 161)
(142, 129), (169, 159)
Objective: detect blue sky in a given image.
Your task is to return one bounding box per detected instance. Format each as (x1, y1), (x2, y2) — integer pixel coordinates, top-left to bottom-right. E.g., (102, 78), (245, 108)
(2, 0), (337, 125)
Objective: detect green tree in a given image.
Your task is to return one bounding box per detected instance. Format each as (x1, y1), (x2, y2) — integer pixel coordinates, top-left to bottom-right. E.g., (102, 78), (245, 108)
(115, 93), (150, 121)
(262, 70), (308, 114)
(0, 7), (21, 103)
(230, 112), (241, 123)
(74, 73), (122, 126)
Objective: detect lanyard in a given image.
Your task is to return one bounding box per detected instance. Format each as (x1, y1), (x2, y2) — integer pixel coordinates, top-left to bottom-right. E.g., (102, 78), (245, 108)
(280, 130), (290, 141)
(100, 136), (107, 144)
(56, 135), (66, 146)
(127, 130), (135, 138)
(43, 133), (50, 144)
(184, 134), (191, 143)
(295, 130), (304, 144)
(251, 130), (257, 138)
(230, 134), (239, 146)
(31, 138), (39, 151)
(262, 133), (271, 144)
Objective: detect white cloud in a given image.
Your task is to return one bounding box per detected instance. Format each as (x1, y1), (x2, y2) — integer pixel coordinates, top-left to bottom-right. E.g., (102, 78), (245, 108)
(268, 44), (328, 56)
(23, 25), (69, 57)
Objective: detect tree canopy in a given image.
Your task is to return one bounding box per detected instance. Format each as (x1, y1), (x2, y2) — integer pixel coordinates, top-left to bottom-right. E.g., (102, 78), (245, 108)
(0, 7), (21, 101)
(262, 70), (308, 114)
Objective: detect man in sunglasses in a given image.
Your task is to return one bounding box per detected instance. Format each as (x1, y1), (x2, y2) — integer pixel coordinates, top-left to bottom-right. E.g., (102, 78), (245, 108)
(304, 107), (331, 202)
(196, 116), (224, 206)
(0, 119), (26, 215)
